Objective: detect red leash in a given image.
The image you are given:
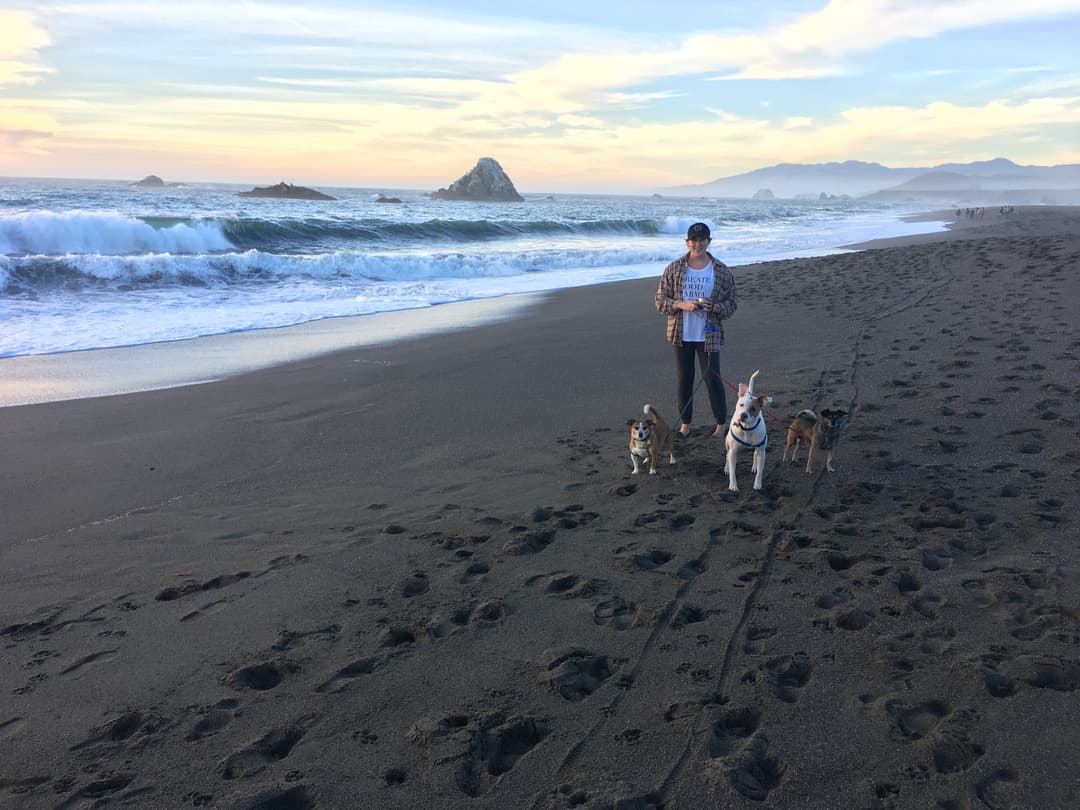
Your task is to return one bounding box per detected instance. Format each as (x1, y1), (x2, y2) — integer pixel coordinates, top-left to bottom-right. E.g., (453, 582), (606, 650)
(709, 366), (813, 443)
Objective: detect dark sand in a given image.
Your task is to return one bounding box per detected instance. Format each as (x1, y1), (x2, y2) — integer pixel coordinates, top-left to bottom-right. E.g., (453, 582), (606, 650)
(2, 208), (1079, 809)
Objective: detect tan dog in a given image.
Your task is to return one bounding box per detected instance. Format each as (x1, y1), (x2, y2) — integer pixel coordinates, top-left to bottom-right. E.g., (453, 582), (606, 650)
(627, 404), (676, 475)
(783, 408), (848, 473)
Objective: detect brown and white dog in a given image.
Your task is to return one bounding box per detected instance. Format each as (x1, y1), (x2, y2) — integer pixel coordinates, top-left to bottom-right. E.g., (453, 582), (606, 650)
(782, 408), (848, 473)
(724, 370), (772, 491)
(627, 404), (676, 475)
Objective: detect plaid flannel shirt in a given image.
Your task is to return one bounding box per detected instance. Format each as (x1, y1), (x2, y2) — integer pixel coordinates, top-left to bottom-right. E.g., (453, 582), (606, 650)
(655, 252), (737, 351)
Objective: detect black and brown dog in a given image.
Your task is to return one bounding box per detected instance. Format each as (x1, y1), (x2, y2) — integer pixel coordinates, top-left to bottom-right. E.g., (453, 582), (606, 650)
(627, 404), (676, 475)
(783, 408), (848, 473)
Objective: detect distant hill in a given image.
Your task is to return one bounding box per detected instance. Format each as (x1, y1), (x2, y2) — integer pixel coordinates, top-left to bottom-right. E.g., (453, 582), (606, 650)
(664, 158), (1080, 202)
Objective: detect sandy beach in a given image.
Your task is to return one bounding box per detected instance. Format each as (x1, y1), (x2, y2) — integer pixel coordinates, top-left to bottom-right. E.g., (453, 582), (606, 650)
(2, 207), (1079, 809)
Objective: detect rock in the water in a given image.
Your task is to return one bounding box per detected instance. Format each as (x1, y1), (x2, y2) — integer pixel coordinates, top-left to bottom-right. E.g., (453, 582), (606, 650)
(133, 174), (182, 187)
(375, 195), (402, 204)
(431, 157), (523, 202)
(751, 188), (775, 200)
(237, 181), (336, 200)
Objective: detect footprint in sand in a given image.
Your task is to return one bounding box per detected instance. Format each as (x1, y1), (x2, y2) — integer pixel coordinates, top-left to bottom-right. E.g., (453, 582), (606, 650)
(727, 733), (786, 802)
(613, 545), (675, 572)
(836, 609), (873, 631)
(707, 708), (760, 758)
(593, 597), (638, 631)
(228, 661), (299, 692)
(220, 725), (306, 779)
(931, 733), (985, 774)
(976, 768), (1022, 810)
(271, 624), (340, 653)
(502, 528), (556, 555)
(632, 510), (695, 530)
(155, 571), (251, 603)
(671, 604), (706, 629)
(379, 627), (417, 648)
(233, 785), (317, 810)
(526, 572), (609, 600)
(763, 654), (812, 702)
(538, 648), (617, 702)
(55, 775), (134, 807)
(317, 658), (379, 693)
(677, 559), (707, 580)
(455, 714), (548, 797)
(458, 561), (490, 584)
(71, 710), (148, 750)
(400, 571), (430, 598)
(59, 650), (118, 677)
(188, 698), (242, 741)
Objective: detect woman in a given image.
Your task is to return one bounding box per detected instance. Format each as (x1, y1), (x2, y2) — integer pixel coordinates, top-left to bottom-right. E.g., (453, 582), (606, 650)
(654, 222), (737, 438)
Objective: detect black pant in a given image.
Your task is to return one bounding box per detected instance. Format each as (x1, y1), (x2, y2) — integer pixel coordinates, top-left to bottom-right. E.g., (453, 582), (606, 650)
(674, 342), (727, 427)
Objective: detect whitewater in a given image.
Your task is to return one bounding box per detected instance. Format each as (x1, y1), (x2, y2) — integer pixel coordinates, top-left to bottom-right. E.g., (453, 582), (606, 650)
(0, 177), (946, 358)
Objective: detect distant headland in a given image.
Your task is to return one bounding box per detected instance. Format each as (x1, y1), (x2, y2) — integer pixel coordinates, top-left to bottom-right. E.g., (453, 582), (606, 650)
(237, 181), (336, 200)
(661, 158), (1080, 204)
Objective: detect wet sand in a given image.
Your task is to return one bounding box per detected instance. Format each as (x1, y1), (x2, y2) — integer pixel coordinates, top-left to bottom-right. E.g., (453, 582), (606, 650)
(2, 207), (1079, 809)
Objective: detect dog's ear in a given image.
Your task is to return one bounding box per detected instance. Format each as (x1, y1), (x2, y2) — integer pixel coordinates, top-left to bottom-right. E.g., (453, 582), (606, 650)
(738, 383), (748, 397)
(645, 419), (655, 427)
(757, 395), (772, 406)
(626, 418), (637, 426)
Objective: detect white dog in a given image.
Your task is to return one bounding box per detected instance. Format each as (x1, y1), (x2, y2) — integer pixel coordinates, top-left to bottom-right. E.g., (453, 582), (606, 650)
(724, 370), (772, 491)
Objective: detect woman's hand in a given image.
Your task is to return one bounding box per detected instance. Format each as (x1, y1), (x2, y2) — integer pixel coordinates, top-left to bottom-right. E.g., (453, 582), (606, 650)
(677, 299), (710, 312)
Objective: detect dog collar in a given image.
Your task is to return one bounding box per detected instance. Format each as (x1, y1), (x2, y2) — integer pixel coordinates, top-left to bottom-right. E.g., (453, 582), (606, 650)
(736, 416), (761, 432)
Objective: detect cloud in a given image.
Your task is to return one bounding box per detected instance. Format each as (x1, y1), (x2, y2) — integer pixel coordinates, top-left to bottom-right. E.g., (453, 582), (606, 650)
(698, 0), (1080, 79)
(0, 10), (52, 87)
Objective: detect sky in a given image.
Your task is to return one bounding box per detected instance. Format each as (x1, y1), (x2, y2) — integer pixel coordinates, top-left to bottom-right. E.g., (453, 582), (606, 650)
(2, 0), (1080, 192)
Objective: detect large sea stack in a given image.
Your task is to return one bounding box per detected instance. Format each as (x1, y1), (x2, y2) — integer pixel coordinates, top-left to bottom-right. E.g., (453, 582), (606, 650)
(431, 157), (524, 202)
(237, 181), (336, 200)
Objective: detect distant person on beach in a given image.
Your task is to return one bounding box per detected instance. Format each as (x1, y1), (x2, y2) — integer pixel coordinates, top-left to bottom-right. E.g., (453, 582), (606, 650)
(655, 222), (738, 438)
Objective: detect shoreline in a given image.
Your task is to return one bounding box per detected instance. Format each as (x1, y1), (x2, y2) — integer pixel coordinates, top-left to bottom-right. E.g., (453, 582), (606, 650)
(0, 211), (953, 408)
(0, 294), (541, 408)
(3, 205), (1079, 808)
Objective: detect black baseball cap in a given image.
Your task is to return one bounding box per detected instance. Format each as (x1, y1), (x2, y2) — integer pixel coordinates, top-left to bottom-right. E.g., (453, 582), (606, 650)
(686, 222), (711, 240)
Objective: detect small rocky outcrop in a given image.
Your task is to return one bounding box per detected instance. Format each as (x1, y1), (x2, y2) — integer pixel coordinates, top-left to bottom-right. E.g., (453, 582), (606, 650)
(375, 195), (402, 204)
(133, 175), (181, 188)
(431, 158), (523, 202)
(237, 181), (336, 200)
(751, 188), (775, 200)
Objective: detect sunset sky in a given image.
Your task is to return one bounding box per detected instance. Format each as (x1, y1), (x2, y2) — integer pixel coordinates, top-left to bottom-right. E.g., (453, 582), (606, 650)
(2, 0), (1079, 192)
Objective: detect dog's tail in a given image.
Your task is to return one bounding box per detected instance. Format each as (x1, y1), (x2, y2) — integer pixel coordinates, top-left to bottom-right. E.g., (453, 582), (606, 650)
(643, 403), (663, 421)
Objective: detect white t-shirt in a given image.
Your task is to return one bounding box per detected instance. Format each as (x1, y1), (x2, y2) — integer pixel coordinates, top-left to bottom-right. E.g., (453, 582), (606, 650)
(681, 263), (713, 342)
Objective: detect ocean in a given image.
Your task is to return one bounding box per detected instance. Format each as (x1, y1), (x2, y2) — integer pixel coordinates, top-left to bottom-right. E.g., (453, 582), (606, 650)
(0, 177), (945, 358)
